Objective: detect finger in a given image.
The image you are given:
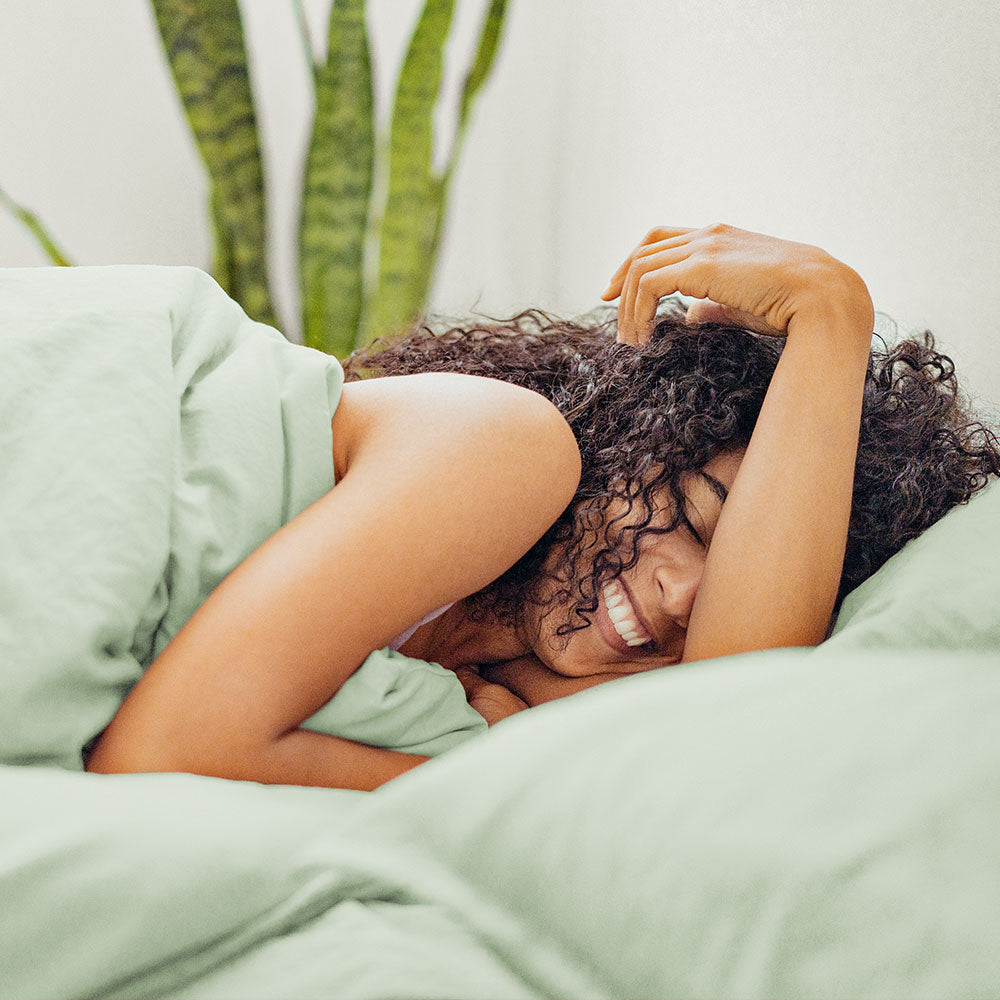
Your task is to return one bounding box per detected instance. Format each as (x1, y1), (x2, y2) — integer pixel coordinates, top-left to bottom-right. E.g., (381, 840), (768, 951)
(603, 228), (695, 300)
(618, 265), (639, 344)
(452, 666), (483, 699)
(601, 254), (633, 301)
(625, 242), (694, 343)
(602, 226), (695, 300)
(621, 259), (639, 343)
(469, 684), (527, 726)
(633, 230), (695, 262)
(634, 271), (676, 344)
(616, 286), (629, 341)
(620, 246), (691, 345)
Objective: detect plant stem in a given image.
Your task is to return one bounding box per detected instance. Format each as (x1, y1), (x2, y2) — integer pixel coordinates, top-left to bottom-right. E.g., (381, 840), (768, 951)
(293, 0), (319, 81)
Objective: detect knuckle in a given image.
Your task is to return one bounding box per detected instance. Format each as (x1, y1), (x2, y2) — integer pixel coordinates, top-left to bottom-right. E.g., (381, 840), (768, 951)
(707, 221), (729, 236)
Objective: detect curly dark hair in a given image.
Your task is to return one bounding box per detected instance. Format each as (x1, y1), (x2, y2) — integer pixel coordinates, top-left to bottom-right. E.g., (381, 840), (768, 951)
(344, 300), (1000, 639)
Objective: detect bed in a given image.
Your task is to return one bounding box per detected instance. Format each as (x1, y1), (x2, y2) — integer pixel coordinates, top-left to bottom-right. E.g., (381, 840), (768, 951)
(2, 266), (998, 999)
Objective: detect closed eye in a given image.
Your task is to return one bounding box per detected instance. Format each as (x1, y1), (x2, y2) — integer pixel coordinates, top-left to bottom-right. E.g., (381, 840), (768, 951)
(680, 512), (705, 547)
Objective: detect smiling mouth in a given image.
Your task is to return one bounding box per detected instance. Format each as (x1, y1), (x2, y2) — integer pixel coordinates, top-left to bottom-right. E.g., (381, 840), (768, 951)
(601, 579), (652, 647)
(592, 586), (682, 667)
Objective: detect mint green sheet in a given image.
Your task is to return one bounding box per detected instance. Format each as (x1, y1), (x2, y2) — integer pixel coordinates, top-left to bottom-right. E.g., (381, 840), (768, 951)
(0, 265), (484, 772)
(2, 266), (998, 999)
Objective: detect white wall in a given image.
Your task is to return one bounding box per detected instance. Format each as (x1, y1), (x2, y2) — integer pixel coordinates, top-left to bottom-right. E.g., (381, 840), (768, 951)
(2, 0), (998, 405)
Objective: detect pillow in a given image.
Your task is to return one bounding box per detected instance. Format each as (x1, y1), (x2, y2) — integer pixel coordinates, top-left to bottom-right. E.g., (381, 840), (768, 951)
(824, 475), (1000, 653)
(367, 645), (1000, 998)
(352, 477), (1000, 998)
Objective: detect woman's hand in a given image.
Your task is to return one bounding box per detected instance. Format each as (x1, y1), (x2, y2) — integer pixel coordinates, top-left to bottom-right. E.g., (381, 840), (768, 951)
(601, 222), (873, 345)
(454, 667), (529, 726)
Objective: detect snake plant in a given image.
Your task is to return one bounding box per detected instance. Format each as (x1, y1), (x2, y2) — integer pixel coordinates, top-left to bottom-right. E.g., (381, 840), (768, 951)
(2, 0), (509, 359)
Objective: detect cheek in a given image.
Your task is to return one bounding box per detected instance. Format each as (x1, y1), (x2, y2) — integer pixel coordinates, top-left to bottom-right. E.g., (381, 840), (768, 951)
(532, 605), (619, 678)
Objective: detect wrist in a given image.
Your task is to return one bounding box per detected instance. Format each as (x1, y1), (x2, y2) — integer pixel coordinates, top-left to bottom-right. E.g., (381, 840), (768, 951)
(788, 259), (875, 347)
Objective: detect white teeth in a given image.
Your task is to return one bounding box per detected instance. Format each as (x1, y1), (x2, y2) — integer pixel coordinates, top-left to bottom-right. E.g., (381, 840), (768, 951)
(602, 582), (651, 646)
(608, 604), (631, 625)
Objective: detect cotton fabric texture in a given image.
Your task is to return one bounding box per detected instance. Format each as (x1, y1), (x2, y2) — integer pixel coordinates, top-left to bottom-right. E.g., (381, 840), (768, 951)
(2, 266), (998, 999)
(0, 265), (483, 770)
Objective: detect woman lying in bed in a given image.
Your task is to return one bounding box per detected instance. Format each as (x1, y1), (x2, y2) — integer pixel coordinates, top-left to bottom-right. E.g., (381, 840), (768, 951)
(86, 223), (1000, 790)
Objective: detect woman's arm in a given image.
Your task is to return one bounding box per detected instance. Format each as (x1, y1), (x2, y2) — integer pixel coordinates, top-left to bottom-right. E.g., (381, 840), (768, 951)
(683, 296), (869, 659)
(603, 222), (874, 661)
(478, 656), (621, 706)
(87, 372), (580, 789)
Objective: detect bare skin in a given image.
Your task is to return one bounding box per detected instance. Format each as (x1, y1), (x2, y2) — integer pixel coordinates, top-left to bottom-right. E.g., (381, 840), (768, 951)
(400, 451), (746, 721)
(408, 223), (876, 725)
(87, 374), (582, 789)
(87, 221), (875, 782)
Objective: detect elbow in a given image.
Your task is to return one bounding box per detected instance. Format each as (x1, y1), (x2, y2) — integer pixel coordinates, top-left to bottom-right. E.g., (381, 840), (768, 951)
(85, 728), (175, 776)
(85, 723), (216, 778)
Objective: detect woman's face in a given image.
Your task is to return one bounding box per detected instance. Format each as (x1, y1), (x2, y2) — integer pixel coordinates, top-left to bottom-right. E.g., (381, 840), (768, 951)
(526, 449), (745, 677)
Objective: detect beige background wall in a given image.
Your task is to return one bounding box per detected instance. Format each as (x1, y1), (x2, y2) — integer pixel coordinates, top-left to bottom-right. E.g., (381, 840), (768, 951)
(2, 0), (998, 404)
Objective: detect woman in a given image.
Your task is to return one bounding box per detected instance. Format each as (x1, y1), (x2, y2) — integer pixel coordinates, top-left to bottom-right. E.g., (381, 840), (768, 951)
(86, 223), (1000, 790)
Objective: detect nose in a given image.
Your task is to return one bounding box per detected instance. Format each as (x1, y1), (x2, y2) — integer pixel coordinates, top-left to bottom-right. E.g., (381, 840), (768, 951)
(654, 557), (703, 632)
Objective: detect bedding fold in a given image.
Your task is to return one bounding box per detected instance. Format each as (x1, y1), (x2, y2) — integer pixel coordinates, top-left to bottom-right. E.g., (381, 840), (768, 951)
(0, 265), (482, 769)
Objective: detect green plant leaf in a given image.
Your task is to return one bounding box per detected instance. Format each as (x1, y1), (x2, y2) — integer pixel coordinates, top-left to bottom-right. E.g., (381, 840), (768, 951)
(359, 0), (456, 348)
(454, 0), (507, 167)
(360, 0), (509, 350)
(0, 184), (73, 266)
(150, 0), (278, 328)
(299, 0), (375, 357)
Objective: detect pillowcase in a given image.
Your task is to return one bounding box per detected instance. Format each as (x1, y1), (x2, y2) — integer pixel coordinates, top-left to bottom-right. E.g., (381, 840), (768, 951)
(353, 476), (1000, 998)
(824, 475), (1000, 653)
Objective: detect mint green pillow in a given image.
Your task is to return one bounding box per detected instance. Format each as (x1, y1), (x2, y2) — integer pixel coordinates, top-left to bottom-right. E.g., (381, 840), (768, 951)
(357, 477), (1000, 998)
(370, 646), (1000, 998)
(825, 475), (1000, 653)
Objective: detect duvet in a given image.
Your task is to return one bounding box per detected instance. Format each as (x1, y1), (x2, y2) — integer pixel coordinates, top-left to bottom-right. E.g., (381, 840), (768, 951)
(2, 267), (999, 999)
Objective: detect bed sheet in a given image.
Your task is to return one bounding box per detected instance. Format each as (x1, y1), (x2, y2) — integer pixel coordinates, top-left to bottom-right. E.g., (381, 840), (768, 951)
(0, 265), (484, 772)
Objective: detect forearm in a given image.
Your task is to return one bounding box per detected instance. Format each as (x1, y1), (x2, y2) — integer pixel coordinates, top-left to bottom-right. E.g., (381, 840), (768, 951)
(88, 725), (427, 791)
(683, 294), (872, 661)
(481, 656), (622, 706)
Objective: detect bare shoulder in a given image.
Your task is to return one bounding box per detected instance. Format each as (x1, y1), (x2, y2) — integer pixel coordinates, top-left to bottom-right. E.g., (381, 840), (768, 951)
(333, 373), (580, 491)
